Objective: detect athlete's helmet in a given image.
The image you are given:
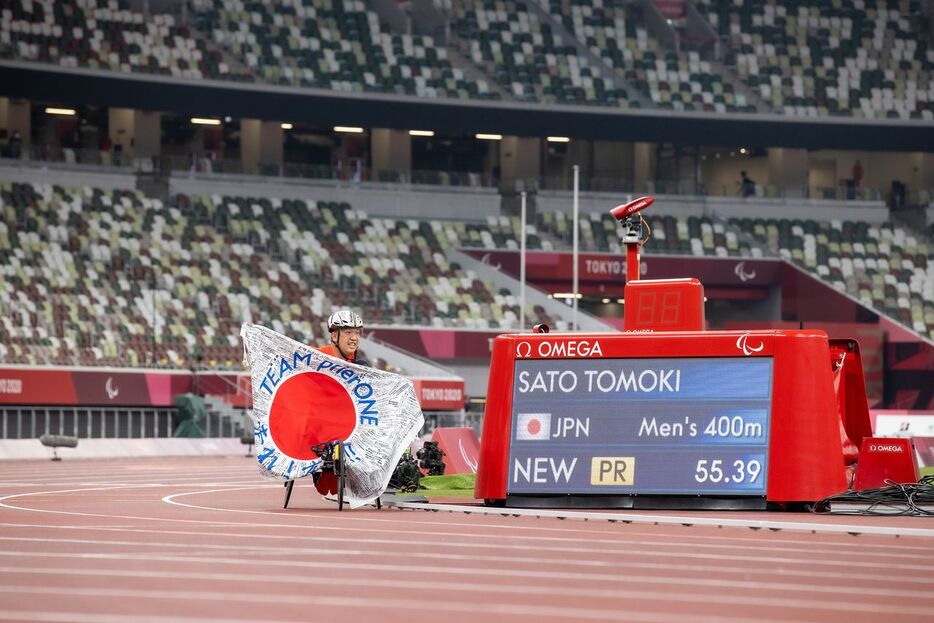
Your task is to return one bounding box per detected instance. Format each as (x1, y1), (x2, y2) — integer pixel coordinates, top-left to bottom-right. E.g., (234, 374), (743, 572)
(327, 309), (363, 332)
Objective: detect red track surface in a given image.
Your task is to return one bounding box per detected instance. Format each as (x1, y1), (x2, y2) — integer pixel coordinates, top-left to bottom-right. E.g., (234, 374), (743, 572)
(0, 456), (932, 623)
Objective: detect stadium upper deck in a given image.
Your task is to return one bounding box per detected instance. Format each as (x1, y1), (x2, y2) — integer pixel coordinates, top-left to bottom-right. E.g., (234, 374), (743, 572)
(1, 0), (930, 121)
(697, 0), (934, 119)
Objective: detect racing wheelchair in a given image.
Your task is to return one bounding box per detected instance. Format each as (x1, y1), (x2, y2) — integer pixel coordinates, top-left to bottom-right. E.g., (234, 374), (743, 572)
(282, 440), (381, 511)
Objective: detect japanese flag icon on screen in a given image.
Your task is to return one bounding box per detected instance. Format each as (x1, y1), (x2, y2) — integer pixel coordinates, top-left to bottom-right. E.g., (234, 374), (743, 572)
(516, 413), (551, 441)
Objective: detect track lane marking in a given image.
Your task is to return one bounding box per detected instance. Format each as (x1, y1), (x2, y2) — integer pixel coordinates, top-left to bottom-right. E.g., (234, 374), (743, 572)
(0, 564), (931, 601)
(1, 520), (930, 560)
(0, 535), (931, 572)
(0, 579), (925, 619)
(1, 549), (932, 592)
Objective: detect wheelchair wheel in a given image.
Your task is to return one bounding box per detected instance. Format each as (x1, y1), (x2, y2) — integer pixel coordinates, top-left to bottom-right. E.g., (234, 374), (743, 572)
(337, 443), (345, 511)
(283, 480), (295, 509)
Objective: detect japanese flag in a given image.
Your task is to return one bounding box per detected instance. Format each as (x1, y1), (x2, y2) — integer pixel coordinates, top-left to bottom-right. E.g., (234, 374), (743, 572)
(516, 413), (551, 441)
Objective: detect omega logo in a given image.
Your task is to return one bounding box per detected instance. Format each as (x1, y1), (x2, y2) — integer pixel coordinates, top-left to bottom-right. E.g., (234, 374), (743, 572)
(869, 444), (903, 452)
(516, 340), (603, 358)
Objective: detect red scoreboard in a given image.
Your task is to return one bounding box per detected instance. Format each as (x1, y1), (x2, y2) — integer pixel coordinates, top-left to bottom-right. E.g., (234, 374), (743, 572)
(474, 329), (868, 509)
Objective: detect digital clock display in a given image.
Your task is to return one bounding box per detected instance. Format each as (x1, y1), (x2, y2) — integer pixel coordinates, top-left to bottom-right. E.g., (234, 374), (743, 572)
(507, 357), (773, 496)
(633, 289), (683, 326)
(624, 278), (704, 331)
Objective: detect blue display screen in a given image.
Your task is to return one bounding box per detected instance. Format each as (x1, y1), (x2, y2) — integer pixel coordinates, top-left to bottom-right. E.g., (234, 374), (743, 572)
(507, 357), (773, 496)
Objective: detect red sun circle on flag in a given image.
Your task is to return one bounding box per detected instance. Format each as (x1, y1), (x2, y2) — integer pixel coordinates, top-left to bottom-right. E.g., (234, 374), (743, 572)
(269, 371), (357, 460)
(526, 419), (541, 436)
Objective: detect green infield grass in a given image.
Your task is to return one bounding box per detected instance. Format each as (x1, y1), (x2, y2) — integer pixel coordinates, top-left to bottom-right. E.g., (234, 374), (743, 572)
(397, 473), (477, 498)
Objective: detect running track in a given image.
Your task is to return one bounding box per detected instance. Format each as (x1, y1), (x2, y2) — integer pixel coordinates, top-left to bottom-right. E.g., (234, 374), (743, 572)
(0, 456), (932, 623)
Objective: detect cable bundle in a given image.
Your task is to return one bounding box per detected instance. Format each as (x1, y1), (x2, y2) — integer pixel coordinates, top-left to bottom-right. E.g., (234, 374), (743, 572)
(814, 474), (934, 515)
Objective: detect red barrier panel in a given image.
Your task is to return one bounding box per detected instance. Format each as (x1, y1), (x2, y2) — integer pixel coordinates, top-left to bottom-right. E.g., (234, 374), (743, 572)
(431, 427), (480, 474)
(0, 366), (192, 407)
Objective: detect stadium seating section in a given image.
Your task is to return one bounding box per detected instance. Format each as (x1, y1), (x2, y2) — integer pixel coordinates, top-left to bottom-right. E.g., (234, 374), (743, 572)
(3, 0), (930, 117)
(514, 210), (758, 258)
(0, 0), (249, 80)
(547, 0), (752, 112)
(460, 209), (934, 337)
(698, 0), (934, 119)
(0, 181), (557, 368)
(1, 176), (931, 371)
(732, 217), (934, 336)
(449, 0), (628, 105)
(193, 0), (495, 98)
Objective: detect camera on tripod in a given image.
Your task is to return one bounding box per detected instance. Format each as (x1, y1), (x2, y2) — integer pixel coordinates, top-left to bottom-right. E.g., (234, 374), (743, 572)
(416, 440), (446, 476)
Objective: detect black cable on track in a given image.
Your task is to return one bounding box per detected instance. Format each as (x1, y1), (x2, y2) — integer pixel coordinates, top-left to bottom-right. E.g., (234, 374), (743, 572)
(813, 474), (934, 516)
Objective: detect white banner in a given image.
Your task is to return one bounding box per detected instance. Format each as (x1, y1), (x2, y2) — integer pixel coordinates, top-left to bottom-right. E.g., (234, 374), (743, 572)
(241, 323), (424, 508)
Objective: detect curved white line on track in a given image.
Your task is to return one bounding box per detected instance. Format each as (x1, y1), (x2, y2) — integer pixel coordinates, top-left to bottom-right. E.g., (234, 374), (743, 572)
(165, 484), (934, 539)
(5, 483), (932, 543)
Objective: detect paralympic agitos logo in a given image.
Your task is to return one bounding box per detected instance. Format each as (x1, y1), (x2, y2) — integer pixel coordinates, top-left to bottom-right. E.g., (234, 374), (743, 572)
(735, 333), (765, 356)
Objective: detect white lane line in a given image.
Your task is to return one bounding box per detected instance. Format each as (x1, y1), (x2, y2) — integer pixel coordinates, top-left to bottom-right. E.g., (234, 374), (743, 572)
(1, 564), (932, 601)
(2, 548), (932, 596)
(0, 612), (290, 623)
(3, 518), (934, 556)
(2, 518), (931, 561)
(0, 481), (269, 488)
(1, 534), (931, 574)
(0, 478), (270, 487)
(389, 501), (934, 538)
(0, 578), (921, 619)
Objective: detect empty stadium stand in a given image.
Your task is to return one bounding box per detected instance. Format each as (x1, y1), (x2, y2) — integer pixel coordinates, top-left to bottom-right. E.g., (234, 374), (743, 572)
(697, 0), (934, 118)
(193, 0), (495, 98)
(0, 0), (249, 80)
(0, 180), (560, 368)
(2, 0), (931, 123)
(732, 217), (934, 336)
(450, 203), (933, 338)
(447, 0), (630, 105)
(533, 209), (759, 258)
(547, 0), (752, 112)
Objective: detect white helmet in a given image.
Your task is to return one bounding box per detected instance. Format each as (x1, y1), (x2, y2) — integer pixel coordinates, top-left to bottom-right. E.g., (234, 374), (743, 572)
(327, 309), (363, 332)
